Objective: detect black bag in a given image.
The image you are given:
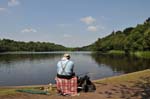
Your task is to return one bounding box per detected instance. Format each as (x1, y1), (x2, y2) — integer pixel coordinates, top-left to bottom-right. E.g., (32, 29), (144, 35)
(77, 75), (96, 92)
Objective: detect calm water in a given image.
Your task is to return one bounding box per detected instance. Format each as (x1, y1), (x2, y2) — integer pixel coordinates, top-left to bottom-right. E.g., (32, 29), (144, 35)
(0, 52), (150, 86)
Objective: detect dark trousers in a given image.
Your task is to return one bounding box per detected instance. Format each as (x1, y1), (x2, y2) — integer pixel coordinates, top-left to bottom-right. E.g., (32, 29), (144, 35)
(57, 73), (75, 79)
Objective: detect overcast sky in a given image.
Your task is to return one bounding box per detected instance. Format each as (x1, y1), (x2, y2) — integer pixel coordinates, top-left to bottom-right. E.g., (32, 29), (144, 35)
(0, 0), (150, 47)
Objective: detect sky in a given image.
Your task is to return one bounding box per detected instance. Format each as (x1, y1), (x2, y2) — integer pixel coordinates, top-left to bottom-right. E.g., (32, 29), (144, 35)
(0, 0), (150, 47)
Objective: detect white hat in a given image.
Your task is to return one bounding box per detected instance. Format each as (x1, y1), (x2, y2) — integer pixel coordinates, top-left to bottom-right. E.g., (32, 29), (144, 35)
(63, 53), (70, 58)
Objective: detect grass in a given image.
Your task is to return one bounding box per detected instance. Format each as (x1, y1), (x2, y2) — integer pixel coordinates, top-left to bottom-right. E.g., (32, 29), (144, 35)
(134, 51), (150, 59)
(0, 88), (17, 96)
(108, 50), (125, 55)
(107, 50), (150, 59)
(0, 87), (40, 96)
(94, 69), (150, 86)
(0, 85), (57, 96)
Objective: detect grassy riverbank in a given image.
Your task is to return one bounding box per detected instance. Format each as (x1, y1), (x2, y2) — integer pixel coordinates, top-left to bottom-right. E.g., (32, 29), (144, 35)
(0, 89), (17, 96)
(0, 69), (150, 99)
(134, 51), (150, 59)
(108, 50), (125, 55)
(94, 69), (150, 85)
(108, 50), (150, 59)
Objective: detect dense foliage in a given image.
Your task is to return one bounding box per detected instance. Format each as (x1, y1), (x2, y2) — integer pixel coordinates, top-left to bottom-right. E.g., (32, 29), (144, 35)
(0, 39), (67, 52)
(88, 18), (150, 53)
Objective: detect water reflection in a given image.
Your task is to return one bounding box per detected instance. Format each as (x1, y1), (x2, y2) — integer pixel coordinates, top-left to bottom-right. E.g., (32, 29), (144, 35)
(91, 53), (150, 73)
(0, 53), (63, 64)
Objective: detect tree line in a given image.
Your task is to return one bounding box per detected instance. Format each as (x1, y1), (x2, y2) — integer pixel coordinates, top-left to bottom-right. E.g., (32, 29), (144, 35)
(0, 39), (67, 52)
(82, 18), (150, 53)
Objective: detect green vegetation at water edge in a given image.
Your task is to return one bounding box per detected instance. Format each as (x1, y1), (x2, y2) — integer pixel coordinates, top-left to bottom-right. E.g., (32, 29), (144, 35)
(108, 50), (125, 55)
(105, 50), (150, 59)
(134, 51), (150, 59)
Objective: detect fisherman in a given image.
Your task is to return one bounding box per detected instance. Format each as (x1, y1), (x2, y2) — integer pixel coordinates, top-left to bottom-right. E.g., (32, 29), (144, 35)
(55, 54), (78, 96)
(57, 54), (75, 79)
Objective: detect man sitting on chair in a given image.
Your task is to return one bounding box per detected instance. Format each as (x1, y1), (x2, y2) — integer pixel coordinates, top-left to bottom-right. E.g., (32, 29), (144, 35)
(55, 54), (77, 96)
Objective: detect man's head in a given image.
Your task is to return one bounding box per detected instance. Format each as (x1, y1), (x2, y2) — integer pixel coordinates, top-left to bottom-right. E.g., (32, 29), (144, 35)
(63, 53), (70, 59)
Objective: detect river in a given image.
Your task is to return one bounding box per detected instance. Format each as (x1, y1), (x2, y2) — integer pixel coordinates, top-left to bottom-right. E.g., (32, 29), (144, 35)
(0, 51), (149, 86)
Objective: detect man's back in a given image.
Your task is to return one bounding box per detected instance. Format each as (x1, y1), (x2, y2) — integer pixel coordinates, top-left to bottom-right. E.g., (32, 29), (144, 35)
(56, 54), (78, 96)
(57, 58), (74, 76)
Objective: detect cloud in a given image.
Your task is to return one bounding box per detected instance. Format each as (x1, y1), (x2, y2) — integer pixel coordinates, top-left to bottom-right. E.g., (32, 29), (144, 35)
(80, 16), (96, 25)
(0, 7), (7, 12)
(63, 34), (72, 38)
(87, 26), (98, 32)
(57, 24), (72, 27)
(80, 16), (105, 32)
(8, 0), (20, 7)
(21, 28), (37, 33)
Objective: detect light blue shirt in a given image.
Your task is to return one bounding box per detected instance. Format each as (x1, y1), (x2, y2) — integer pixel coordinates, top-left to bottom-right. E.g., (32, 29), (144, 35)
(57, 59), (74, 76)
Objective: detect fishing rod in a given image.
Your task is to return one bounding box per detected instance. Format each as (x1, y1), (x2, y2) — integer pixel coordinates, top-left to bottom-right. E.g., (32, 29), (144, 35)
(77, 72), (99, 78)
(77, 72), (90, 77)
